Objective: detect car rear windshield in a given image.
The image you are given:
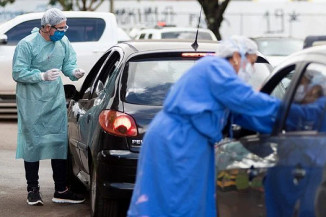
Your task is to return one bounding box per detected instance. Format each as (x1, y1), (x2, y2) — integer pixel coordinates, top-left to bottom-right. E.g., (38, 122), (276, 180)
(256, 38), (303, 56)
(161, 31), (213, 40)
(125, 58), (197, 106)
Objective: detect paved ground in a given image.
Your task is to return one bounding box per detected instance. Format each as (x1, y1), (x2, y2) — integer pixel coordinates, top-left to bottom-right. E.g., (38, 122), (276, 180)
(0, 120), (90, 217)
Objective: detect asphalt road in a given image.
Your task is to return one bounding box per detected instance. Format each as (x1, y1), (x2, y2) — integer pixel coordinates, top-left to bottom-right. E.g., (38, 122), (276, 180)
(0, 120), (91, 217)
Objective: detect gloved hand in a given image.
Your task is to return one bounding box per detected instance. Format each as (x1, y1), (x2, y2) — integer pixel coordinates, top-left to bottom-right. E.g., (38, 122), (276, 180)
(41, 69), (60, 81)
(73, 68), (85, 79)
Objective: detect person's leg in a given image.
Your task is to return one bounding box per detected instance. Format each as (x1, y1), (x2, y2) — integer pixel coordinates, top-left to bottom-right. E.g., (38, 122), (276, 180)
(51, 159), (85, 204)
(24, 161), (40, 192)
(24, 161), (43, 206)
(51, 159), (67, 192)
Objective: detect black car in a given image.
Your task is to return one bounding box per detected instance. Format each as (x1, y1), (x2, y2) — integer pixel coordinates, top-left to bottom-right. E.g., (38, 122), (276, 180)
(216, 45), (326, 217)
(64, 40), (272, 217)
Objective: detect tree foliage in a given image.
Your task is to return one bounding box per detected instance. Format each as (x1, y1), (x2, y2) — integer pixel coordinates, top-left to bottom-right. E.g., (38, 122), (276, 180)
(0, 0), (15, 7)
(49, 0), (104, 11)
(198, 0), (231, 40)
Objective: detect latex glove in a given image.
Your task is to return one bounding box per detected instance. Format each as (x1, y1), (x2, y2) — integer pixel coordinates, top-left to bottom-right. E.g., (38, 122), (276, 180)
(73, 68), (85, 79)
(41, 69), (60, 81)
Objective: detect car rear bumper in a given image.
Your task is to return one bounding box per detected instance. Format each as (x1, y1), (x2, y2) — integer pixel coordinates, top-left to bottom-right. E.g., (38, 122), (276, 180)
(96, 150), (138, 199)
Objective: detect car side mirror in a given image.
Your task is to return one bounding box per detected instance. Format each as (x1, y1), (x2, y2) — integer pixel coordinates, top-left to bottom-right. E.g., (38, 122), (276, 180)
(0, 34), (8, 45)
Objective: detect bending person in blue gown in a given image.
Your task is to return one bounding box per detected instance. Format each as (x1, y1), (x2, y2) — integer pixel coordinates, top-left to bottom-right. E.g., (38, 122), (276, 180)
(127, 36), (283, 217)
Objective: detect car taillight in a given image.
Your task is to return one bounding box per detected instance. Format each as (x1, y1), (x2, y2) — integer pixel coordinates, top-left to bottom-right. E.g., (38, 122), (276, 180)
(99, 110), (138, 137)
(181, 52), (215, 57)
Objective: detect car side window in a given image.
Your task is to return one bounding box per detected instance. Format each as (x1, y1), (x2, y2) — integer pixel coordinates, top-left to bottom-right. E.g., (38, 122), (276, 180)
(230, 64), (296, 139)
(65, 18), (105, 42)
(262, 64), (296, 98)
(270, 70), (294, 100)
(5, 17), (105, 45)
(91, 51), (121, 99)
(139, 33), (146, 39)
(285, 63), (326, 132)
(80, 51), (111, 100)
(5, 19), (40, 45)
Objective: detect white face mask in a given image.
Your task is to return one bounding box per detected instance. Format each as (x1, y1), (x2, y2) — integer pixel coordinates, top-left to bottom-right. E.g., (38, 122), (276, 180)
(238, 61), (255, 83)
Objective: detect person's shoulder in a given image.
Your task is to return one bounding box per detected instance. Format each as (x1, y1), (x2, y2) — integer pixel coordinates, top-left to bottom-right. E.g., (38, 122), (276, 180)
(18, 28), (39, 45)
(60, 35), (71, 44)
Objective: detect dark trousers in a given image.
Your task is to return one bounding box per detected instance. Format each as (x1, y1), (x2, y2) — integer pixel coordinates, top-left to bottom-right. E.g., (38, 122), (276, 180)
(24, 159), (67, 192)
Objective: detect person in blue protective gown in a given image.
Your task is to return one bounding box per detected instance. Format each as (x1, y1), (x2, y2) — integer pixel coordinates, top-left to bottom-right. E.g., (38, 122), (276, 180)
(12, 8), (86, 206)
(127, 37), (282, 217)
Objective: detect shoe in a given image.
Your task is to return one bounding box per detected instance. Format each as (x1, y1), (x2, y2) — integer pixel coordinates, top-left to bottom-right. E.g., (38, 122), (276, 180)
(52, 188), (85, 204)
(27, 187), (44, 206)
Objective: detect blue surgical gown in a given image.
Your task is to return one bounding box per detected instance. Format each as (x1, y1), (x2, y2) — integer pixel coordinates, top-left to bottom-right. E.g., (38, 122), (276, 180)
(128, 56), (281, 217)
(12, 28), (78, 162)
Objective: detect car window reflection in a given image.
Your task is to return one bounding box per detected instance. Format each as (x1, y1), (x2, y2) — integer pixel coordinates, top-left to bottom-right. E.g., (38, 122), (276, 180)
(270, 70), (294, 100)
(286, 63), (326, 132)
(125, 59), (196, 106)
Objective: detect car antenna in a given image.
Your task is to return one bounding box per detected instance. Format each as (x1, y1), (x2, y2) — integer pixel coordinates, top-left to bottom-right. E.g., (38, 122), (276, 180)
(191, 6), (203, 51)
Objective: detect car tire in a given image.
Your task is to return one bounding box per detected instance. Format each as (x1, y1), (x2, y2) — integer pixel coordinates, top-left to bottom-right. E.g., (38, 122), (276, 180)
(91, 164), (120, 217)
(67, 150), (87, 194)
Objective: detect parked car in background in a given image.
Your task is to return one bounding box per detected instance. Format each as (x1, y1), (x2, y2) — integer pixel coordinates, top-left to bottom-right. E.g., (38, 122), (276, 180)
(133, 27), (218, 41)
(251, 36), (303, 67)
(64, 39), (271, 217)
(216, 45), (326, 217)
(0, 11), (123, 118)
(303, 35), (326, 48)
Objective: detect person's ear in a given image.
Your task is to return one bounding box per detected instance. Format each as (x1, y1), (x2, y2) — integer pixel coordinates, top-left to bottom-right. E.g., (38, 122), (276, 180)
(231, 52), (240, 66)
(232, 57), (238, 66)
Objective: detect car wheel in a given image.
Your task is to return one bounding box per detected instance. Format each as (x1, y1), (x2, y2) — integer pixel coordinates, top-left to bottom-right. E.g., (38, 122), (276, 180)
(67, 150), (87, 194)
(90, 164), (120, 217)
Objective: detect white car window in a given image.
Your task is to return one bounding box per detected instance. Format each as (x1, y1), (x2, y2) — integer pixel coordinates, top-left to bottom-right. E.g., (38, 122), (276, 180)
(286, 63), (326, 132)
(65, 18), (105, 42)
(5, 17), (106, 44)
(161, 31), (213, 40)
(5, 20), (39, 45)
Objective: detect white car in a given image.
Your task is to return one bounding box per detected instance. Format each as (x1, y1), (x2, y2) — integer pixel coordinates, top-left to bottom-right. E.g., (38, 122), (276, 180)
(251, 36), (303, 67)
(133, 27), (218, 41)
(0, 11), (127, 118)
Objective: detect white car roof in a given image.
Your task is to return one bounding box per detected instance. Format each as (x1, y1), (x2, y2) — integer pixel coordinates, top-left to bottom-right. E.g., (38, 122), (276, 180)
(139, 27), (213, 33)
(136, 27), (217, 41)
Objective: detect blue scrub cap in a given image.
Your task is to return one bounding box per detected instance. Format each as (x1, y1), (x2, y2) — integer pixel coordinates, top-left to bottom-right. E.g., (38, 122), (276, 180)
(41, 8), (67, 26)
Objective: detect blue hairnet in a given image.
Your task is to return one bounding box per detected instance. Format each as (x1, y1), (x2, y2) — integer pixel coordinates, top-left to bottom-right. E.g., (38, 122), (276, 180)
(41, 8), (67, 26)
